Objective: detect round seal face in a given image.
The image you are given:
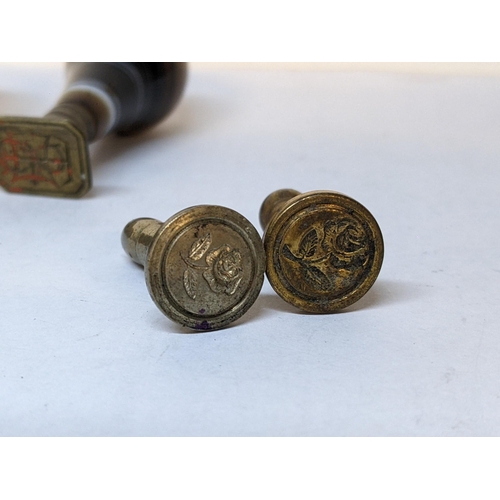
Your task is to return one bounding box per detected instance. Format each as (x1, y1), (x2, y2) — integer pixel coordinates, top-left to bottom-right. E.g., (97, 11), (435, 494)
(264, 191), (384, 313)
(145, 206), (265, 331)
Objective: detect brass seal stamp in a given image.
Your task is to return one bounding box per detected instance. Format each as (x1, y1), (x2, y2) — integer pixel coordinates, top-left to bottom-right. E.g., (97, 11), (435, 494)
(122, 206), (265, 331)
(260, 189), (384, 313)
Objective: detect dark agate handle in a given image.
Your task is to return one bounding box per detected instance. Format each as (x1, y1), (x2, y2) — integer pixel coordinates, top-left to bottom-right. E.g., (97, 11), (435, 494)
(48, 62), (188, 142)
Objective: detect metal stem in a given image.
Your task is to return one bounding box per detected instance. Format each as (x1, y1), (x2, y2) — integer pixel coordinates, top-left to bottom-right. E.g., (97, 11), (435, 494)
(121, 218), (162, 266)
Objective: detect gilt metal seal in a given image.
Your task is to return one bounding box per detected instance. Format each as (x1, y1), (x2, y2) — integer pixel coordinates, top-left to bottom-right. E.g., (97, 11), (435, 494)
(263, 190), (384, 312)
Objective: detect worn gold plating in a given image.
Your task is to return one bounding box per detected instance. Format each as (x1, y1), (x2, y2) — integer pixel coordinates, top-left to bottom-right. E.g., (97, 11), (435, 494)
(261, 190), (384, 313)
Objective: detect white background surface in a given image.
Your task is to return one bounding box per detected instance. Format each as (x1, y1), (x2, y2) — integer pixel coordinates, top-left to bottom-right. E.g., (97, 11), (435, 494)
(1, 63), (499, 436)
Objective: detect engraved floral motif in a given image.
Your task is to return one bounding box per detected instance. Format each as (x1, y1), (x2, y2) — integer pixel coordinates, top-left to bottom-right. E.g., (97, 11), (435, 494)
(323, 219), (368, 262)
(282, 218), (370, 292)
(203, 245), (242, 295)
(182, 233), (243, 299)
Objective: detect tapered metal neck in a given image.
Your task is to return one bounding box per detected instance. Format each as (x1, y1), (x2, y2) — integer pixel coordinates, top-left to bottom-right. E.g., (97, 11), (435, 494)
(45, 80), (119, 143)
(121, 218), (162, 266)
(259, 189), (301, 230)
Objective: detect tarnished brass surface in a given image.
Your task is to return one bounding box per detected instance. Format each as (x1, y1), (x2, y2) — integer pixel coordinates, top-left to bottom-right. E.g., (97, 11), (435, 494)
(122, 206), (265, 331)
(0, 117), (91, 197)
(260, 189), (384, 313)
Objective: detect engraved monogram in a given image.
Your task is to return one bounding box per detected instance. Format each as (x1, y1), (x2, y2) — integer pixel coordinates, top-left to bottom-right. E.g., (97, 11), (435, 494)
(0, 130), (72, 188)
(182, 233), (243, 299)
(282, 218), (371, 293)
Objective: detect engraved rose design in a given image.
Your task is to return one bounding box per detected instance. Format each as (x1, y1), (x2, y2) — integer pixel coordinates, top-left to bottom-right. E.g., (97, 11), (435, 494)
(281, 218), (370, 292)
(203, 245), (242, 295)
(182, 233), (243, 299)
(323, 219), (368, 262)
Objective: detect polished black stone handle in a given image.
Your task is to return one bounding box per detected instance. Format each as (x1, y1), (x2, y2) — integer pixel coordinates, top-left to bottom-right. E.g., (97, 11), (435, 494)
(51, 62), (188, 141)
(0, 62), (187, 197)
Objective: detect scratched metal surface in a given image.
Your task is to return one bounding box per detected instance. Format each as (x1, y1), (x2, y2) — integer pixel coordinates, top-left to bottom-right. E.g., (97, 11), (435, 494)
(0, 63), (499, 436)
